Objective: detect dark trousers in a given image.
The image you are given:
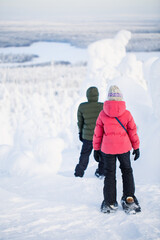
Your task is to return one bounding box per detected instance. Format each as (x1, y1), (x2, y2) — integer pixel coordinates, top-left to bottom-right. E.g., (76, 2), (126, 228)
(101, 151), (135, 205)
(75, 140), (104, 176)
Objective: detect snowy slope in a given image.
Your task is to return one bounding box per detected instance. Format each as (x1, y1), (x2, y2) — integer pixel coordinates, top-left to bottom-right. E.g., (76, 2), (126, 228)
(0, 30), (160, 240)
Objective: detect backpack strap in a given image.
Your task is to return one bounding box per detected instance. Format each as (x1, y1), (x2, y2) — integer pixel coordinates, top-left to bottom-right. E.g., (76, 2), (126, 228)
(115, 117), (127, 133)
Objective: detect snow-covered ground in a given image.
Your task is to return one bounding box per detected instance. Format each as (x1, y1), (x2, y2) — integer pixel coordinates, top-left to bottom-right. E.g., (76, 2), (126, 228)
(0, 30), (160, 240)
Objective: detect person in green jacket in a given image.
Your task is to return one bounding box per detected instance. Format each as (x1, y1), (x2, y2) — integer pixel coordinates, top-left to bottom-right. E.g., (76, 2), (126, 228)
(74, 86), (103, 178)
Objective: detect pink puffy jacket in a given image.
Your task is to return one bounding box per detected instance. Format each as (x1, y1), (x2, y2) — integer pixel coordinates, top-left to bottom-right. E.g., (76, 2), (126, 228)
(93, 101), (140, 154)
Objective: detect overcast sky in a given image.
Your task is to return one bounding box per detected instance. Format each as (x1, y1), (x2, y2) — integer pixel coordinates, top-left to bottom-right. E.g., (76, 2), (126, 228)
(0, 0), (160, 21)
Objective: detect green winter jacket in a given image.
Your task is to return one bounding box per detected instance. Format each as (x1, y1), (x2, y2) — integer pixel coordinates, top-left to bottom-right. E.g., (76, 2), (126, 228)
(77, 87), (103, 141)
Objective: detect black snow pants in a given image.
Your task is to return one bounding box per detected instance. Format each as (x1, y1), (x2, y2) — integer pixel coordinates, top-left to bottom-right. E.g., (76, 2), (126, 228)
(101, 151), (135, 205)
(75, 139), (104, 177)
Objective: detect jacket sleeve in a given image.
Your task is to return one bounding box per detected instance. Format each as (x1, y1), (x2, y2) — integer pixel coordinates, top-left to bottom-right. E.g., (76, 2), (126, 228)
(93, 112), (104, 150)
(77, 104), (84, 133)
(127, 112), (140, 150)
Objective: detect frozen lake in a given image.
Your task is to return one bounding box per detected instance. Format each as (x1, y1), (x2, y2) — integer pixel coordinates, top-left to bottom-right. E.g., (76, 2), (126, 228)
(0, 41), (88, 66)
(1, 41), (160, 68)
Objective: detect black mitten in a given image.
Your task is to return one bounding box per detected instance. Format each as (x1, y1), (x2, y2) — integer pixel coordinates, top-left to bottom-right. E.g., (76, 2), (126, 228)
(94, 150), (101, 162)
(132, 149), (140, 160)
(79, 132), (83, 142)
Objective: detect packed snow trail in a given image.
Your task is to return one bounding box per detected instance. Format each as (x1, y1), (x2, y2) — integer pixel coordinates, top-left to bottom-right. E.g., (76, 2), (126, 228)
(0, 149), (160, 240)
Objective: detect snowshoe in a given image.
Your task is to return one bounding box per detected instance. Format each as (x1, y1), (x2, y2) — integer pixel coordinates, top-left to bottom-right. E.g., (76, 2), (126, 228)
(101, 200), (118, 213)
(121, 196), (141, 214)
(95, 169), (104, 179)
(74, 172), (83, 177)
(74, 165), (84, 177)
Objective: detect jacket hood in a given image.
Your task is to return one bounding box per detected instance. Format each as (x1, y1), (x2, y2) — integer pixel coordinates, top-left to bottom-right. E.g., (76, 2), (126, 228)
(86, 87), (99, 102)
(103, 100), (126, 117)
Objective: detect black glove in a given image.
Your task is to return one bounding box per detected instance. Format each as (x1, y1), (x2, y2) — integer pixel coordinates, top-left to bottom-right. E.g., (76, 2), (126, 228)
(79, 132), (83, 142)
(94, 150), (101, 162)
(132, 149), (140, 160)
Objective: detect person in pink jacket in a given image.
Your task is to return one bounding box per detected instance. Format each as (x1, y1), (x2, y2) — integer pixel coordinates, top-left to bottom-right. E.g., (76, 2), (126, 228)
(93, 85), (141, 214)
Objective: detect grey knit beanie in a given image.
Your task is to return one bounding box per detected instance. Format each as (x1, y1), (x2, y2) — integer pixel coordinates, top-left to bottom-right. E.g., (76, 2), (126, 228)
(108, 85), (123, 101)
